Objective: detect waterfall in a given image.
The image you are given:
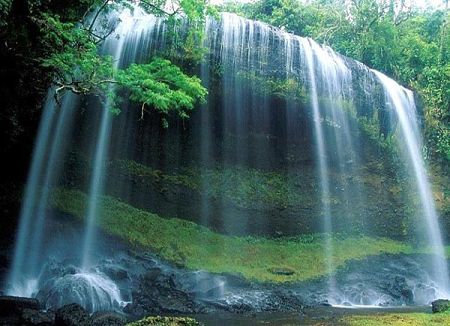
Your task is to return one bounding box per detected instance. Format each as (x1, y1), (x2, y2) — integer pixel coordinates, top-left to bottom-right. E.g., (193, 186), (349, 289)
(7, 93), (78, 297)
(199, 17), (214, 229)
(374, 71), (450, 297)
(81, 7), (138, 270)
(6, 7), (449, 311)
(213, 13), (367, 301)
(300, 37), (337, 301)
(298, 38), (365, 303)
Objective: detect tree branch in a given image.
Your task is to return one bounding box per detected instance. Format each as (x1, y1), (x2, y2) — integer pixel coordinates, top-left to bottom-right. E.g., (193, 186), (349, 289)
(88, 0), (110, 32)
(54, 79), (119, 98)
(140, 0), (181, 17)
(140, 102), (146, 120)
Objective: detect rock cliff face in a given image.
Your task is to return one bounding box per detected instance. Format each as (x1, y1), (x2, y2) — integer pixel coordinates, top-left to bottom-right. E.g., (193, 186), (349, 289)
(1, 8), (442, 243)
(45, 12), (432, 240)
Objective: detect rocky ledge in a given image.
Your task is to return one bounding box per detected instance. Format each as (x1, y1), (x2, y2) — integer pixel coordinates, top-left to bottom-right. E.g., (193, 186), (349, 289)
(1, 295), (449, 326)
(0, 297), (127, 325)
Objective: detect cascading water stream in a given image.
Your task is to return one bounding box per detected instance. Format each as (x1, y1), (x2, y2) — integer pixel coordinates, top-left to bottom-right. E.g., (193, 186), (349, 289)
(299, 39), (365, 304)
(25, 94), (79, 278)
(208, 13), (447, 302)
(374, 71), (450, 298)
(80, 8), (137, 270)
(8, 93), (78, 297)
(299, 37), (336, 299)
(199, 17), (214, 229)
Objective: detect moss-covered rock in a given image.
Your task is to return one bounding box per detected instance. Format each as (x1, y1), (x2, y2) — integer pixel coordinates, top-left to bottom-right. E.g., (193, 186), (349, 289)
(103, 157), (412, 239)
(111, 159), (315, 210)
(126, 316), (200, 326)
(432, 299), (450, 313)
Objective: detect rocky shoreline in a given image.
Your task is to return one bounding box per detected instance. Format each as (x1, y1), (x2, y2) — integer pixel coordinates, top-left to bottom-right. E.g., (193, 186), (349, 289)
(2, 218), (449, 323)
(2, 295), (449, 326)
(2, 250), (449, 319)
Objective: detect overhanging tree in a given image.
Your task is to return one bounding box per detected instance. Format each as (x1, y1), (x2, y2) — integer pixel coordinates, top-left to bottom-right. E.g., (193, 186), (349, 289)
(6, 0), (210, 126)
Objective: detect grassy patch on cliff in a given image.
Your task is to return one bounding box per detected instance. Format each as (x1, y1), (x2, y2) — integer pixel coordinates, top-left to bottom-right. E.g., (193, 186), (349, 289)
(340, 311), (450, 326)
(51, 188), (414, 283)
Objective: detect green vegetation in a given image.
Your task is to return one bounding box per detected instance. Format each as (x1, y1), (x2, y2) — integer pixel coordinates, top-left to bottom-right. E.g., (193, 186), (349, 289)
(116, 59), (207, 124)
(431, 164), (450, 223)
(222, 0), (450, 162)
(37, 1), (208, 124)
(113, 159), (317, 210)
(126, 316), (200, 326)
(341, 311), (450, 326)
(0, 0), (11, 27)
(236, 71), (308, 103)
(2, 0), (210, 127)
(112, 158), (421, 238)
(51, 187), (415, 283)
(40, 13), (208, 112)
(110, 158), (427, 239)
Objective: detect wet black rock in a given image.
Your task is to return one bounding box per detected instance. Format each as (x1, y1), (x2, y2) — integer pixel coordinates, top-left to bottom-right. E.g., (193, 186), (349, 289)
(271, 290), (304, 310)
(0, 296), (56, 325)
(20, 308), (54, 325)
(332, 254), (442, 306)
(0, 296), (40, 317)
(91, 311), (126, 326)
(125, 267), (199, 316)
(223, 300), (253, 313)
(122, 256), (307, 315)
(7, 238), (449, 320)
(431, 299), (450, 313)
(101, 266), (130, 282)
(95, 251), (450, 315)
(0, 297), (127, 326)
(54, 303), (91, 326)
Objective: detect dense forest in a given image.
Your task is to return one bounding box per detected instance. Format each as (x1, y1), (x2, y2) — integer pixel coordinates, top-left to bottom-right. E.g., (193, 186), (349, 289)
(1, 1), (450, 325)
